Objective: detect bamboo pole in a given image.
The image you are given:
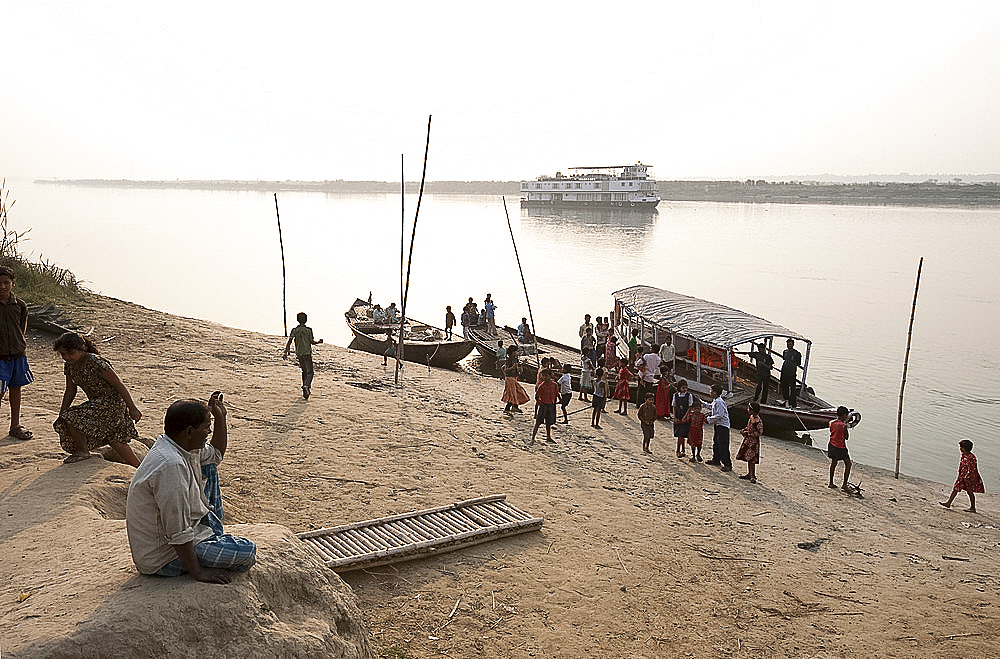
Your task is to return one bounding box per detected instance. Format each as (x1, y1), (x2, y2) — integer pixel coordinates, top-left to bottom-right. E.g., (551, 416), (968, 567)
(502, 196), (540, 369)
(273, 193), (287, 337)
(397, 115), (432, 385)
(895, 257), (923, 479)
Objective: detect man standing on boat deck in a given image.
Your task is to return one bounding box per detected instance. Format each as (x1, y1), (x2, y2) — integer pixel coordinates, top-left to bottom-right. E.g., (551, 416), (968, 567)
(484, 294), (497, 335)
(780, 339), (802, 408)
(750, 343), (774, 404)
(705, 383), (732, 472)
(658, 336), (676, 372)
(579, 314), (594, 339)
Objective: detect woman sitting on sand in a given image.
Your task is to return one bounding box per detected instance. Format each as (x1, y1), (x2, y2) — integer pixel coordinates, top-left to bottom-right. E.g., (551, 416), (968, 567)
(53, 332), (142, 466)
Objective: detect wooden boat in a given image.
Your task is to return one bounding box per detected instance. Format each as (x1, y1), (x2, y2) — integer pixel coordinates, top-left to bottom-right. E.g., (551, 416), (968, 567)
(345, 298), (475, 367)
(612, 285), (861, 432)
(467, 323), (583, 388)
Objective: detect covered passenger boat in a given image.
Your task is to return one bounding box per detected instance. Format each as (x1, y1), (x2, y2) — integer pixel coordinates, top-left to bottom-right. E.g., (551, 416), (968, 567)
(612, 285), (861, 432)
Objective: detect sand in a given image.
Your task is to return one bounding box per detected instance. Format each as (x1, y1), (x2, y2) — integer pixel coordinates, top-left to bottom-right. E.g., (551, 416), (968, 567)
(1, 294), (997, 658)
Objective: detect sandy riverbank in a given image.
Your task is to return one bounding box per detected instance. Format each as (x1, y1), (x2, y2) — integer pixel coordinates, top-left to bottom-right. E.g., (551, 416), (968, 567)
(1, 294), (997, 658)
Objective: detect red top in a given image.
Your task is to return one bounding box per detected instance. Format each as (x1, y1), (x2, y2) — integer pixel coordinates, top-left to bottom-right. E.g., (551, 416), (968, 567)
(535, 380), (559, 405)
(829, 419), (848, 449)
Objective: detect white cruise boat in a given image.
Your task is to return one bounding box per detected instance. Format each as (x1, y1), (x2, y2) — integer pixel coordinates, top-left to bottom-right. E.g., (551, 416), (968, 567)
(520, 163), (660, 208)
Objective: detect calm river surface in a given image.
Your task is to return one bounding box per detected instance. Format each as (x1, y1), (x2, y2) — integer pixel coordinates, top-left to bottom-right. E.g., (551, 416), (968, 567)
(9, 178), (1000, 489)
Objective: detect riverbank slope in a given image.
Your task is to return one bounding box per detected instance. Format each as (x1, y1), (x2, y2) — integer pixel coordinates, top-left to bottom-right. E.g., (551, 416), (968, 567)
(1, 294), (997, 658)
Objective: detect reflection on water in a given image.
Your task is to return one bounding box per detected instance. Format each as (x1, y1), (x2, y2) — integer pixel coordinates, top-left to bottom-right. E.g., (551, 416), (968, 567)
(8, 179), (1000, 490)
(520, 204), (659, 230)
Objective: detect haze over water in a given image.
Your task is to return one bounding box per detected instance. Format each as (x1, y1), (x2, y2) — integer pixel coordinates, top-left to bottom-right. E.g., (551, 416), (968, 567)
(9, 179), (1000, 490)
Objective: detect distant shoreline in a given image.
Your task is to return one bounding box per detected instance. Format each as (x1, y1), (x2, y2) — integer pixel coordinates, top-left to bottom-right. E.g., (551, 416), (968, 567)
(35, 178), (1000, 207)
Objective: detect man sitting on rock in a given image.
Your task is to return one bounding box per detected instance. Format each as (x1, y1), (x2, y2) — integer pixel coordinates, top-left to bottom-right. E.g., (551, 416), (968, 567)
(126, 394), (256, 583)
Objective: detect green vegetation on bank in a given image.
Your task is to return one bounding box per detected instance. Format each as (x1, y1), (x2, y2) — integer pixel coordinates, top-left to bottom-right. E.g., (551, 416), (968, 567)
(1, 180), (85, 306)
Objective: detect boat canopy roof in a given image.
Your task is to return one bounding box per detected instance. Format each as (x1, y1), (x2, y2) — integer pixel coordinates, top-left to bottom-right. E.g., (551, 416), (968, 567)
(613, 285), (810, 349)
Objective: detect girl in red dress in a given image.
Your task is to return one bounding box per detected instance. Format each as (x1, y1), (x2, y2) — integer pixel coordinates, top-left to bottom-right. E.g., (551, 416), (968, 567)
(940, 439), (985, 513)
(613, 363), (632, 416)
(737, 401), (763, 483)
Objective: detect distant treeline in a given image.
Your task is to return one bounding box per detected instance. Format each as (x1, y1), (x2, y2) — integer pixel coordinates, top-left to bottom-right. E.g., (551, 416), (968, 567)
(36, 178), (1000, 207)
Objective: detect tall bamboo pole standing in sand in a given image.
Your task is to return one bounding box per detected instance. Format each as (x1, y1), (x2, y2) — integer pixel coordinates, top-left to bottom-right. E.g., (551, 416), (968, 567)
(502, 196), (540, 369)
(396, 115), (432, 385)
(895, 256), (923, 479)
(274, 193), (287, 337)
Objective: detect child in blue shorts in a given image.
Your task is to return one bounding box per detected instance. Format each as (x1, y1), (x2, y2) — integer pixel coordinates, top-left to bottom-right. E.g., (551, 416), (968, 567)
(0, 266), (34, 440)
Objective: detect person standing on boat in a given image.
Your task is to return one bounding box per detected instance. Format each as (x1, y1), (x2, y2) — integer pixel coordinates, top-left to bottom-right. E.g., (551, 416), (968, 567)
(495, 339), (506, 374)
(444, 306), (456, 340)
(595, 317), (609, 347)
(581, 326), (598, 369)
(484, 294), (497, 335)
(705, 384), (732, 472)
(780, 339), (802, 408)
(579, 314), (594, 339)
(658, 336), (676, 372)
(750, 343), (774, 404)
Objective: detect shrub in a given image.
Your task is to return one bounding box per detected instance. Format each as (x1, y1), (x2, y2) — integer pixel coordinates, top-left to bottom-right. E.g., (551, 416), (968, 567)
(0, 180), (86, 305)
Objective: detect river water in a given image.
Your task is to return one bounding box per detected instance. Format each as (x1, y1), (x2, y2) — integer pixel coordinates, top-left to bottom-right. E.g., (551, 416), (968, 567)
(8, 178), (1000, 490)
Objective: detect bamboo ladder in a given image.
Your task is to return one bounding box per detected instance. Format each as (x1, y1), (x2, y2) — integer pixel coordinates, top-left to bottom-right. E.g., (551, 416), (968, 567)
(296, 495), (543, 572)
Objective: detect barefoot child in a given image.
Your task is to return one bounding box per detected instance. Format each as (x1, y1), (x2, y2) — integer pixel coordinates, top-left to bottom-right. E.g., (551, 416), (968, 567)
(283, 311), (323, 399)
(638, 392), (657, 454)
(828, 405), (853, 491)
(737, 401), (763, 483)
(531, 368), (559, 444)
(0, 266), (34, 441)
(557, 363), (573, 423)
(940, 440), (985, 513)
(685, 399), (706, 462)
(672, 380), (694, 458)
(613, 363), (632, 416)
(591, 368), (607, 429)
(53, 332), (142, 467)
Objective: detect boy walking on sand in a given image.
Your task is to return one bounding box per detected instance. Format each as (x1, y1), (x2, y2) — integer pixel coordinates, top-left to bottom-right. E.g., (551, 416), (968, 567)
(0, 266), (33, 440)
(531, 368), (559, 444)
(283, 312), (322, 400)
(638, 392), (657, 454)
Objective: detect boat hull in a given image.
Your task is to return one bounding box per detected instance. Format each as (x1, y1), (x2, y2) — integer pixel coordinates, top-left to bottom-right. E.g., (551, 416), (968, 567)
(345, 299), (475, 368)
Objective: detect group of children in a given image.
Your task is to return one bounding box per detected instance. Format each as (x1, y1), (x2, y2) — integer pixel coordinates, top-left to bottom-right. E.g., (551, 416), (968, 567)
(512, 333), (987, 505)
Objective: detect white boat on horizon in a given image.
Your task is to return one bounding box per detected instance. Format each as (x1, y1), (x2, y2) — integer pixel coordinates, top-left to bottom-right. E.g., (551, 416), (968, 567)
(520, 163), (660, 209)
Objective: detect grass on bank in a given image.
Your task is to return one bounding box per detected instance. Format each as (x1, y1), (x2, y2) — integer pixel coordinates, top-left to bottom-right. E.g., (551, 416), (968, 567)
(1, 180), (87, 306)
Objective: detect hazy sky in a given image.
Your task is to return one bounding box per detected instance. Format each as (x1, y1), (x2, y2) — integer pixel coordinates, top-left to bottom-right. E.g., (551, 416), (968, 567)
(3, 1), (998, 181)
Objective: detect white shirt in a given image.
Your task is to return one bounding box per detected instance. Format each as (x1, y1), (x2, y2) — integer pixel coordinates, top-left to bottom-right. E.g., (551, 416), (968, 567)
(126, 434), (222, 574)
(706, 396), (730, 429)
(659, 343), (675, 363)
(557, 373), (573, 396)
(639, 353), (661, 383)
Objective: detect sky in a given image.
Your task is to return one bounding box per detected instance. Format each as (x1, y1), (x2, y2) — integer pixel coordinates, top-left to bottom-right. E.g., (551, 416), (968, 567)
(3, 0), (999, 182)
